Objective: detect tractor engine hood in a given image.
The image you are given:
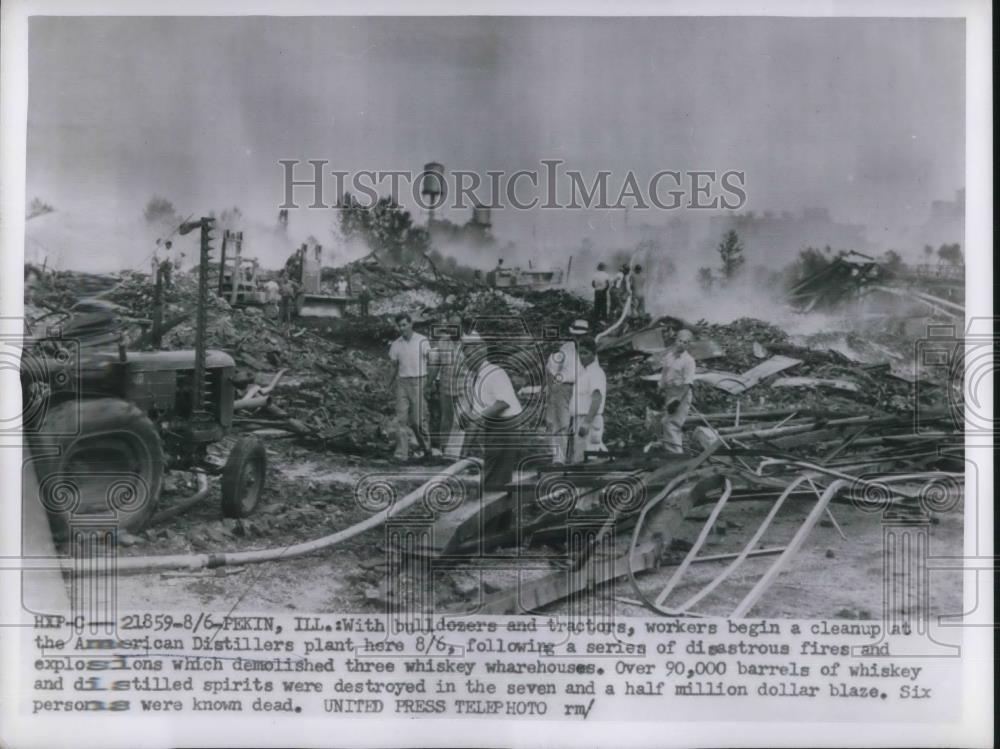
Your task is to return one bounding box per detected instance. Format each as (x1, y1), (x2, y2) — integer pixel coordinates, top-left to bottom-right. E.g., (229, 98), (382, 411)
(121, 349), (236, 371)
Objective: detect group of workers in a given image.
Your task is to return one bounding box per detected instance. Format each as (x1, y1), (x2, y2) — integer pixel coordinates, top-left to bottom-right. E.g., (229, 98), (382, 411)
(262, 274), (299, 324)
(543, 318), (607, 465)
(591, 261), (646, 323)
(385, 309), (697, 490)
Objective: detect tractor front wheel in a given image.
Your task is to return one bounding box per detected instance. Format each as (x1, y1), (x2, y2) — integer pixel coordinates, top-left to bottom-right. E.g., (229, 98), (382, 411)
(220, 436), (266, 518)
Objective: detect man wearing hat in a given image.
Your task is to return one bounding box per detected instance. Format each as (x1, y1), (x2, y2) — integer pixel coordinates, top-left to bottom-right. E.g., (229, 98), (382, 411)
(658, 329), (696, 453)
(545, 319), (589, 464)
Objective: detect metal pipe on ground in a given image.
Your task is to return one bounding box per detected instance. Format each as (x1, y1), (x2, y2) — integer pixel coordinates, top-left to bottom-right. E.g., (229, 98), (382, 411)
(595, 278), (634, 343)
(78, 458), (479, 575)
(722, 414), (908, 443)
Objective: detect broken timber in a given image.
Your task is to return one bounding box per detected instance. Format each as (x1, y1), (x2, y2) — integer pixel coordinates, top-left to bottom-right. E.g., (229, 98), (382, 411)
(437, 446), (724, 615)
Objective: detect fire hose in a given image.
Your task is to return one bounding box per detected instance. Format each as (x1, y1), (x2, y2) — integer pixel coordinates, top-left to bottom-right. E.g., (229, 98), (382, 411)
(82, 458), (479, 575)
(595, 275), (633, 343)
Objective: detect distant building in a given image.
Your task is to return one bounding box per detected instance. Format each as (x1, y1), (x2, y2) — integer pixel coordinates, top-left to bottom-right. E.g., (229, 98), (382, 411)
(930, 188), (964, 221)
(908, 188), (964, 251)
(427, 206), (495, 250)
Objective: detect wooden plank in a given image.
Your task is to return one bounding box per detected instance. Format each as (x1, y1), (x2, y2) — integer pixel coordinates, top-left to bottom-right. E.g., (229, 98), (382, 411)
(772, 376), (860, 393)
(653, 356), (803, 395)
(681, 369), (755, 391)
(639, 339), (725, 360)
(458, 461), (719, 615)
(723, 355), (803, 393)
(421, 491), (510, 555)
(461, 540), (664, 616)
(630, 328), (665, 352)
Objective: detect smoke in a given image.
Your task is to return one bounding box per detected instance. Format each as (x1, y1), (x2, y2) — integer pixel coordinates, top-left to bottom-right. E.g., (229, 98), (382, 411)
(543, 216), (940, 336)
(22, 203), (372, 276)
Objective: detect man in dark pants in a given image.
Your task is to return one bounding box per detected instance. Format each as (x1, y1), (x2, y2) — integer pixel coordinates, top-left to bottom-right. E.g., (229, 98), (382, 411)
(456, 317), (484, 458)
(426, 313), (464, 455)
(279, 272), (299, 325)
(592, 262), (610, 323)
(462, 342), (525, 492)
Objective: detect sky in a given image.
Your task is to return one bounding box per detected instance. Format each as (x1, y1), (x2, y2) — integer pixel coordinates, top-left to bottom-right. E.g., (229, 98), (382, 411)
(25, 16), (965, 270)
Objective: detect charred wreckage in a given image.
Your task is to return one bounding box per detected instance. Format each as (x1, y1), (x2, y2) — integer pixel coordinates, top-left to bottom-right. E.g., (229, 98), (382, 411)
(21, 217), (967, 617)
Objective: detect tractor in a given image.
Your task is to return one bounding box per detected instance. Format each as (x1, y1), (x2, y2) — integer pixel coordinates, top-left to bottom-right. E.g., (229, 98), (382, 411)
(22, 217), (266, 538)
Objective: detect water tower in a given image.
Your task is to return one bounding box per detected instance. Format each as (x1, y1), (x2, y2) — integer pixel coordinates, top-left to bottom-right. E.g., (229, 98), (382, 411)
(420, 162), (446, 226)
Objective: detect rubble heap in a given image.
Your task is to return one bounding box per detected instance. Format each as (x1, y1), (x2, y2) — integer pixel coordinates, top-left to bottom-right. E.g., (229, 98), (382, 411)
(23, 259), (956, 457)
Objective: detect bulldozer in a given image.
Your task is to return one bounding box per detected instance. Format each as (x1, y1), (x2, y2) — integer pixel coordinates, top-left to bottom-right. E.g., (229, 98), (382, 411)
(488, 256), (571, 289)
(22, 217), (267, 539)
(218, 229), (267, 307)
(292, 242), (354, 318)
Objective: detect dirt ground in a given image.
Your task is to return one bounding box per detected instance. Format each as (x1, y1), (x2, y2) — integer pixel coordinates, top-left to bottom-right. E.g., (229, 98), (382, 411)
(109, 439), (964, 621)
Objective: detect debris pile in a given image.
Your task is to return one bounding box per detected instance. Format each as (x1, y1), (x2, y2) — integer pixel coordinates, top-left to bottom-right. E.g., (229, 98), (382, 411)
(27, 256), (964, 620)
(369, 288), (445, 317)
(597, 311), (954, 447)
(25, 257), (957, 458)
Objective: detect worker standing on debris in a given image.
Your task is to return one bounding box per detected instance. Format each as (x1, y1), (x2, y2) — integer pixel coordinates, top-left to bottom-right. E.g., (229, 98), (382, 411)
(464, 341), (524, 491)
(426, 313), (465, 456)
(610, 262), (629, 318)
(658, 329), (696, 453)
(545, 319), (588, 464)
(278, 272), (299, 325)
(592, 262), (611, 323)
(284, 245), (305, 281)
(455, 317), (484, 457)
(631, 264), (646, 315)
(615, 262), (630, 288)
(571, 336), (608, 463)
(389, 312), (436, 461)
(264, 276), (281, 320)
(264, 277), (280, 301)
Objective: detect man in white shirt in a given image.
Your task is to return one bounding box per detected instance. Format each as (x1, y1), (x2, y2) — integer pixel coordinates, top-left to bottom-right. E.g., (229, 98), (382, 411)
(545, 319), (589, 464)
(658, 329), (696, 453)
(464, 342), (525, 491)
(571, 337), (608, 463)
(388, 312), (434, 461)
(592, 262), (611, 322)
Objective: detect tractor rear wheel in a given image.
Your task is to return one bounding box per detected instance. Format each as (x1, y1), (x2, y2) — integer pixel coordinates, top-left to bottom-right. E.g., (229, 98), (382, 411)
(220, 436), (266, 518)
(31, 398), (165, 539)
